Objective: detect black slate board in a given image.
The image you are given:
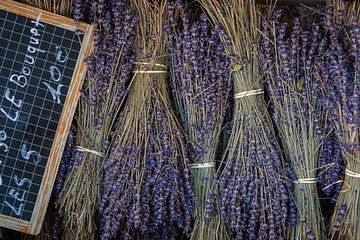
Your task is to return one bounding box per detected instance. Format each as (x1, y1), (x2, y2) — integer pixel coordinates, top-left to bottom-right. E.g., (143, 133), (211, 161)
(0, 9), (83, 222)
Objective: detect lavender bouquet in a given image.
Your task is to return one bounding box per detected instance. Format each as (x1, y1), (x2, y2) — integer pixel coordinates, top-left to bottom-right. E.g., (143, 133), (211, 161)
(23, 0), (72, 16)
(166, 2), (232, 240)
(199, 1), (291, 239)
(98, 0), (194, 239)
(260, 11), (328, 240)
(58, 0), (137, 239)
(317, 1), (360, 238)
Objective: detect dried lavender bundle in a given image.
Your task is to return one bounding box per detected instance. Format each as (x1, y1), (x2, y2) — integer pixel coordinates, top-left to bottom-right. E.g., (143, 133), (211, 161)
(58, 1), (137, 239)
(198, 1), (290, 239)
(98, 1), (194, 239)
(317, 1), (360, 238)
(260, 10), (328, 240)
(22, 0), (72, 16)
(166, 2), (232, 240)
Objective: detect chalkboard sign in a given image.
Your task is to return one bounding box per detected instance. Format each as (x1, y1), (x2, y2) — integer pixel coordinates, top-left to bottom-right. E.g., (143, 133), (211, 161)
(0, 0), (94, 234)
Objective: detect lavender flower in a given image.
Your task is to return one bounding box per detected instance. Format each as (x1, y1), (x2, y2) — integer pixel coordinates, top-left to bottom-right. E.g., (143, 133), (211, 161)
(99, 1), (194, 239)
(166, 3), (232, 239)
(53, 124), (77, 198)
(315, 2), (360, 239)
(58, 1), (137, 239)
(260, 9), (328, 240)
(73, 0), (83, 21)
(198, 1), (292, 239)
(318, 129), (344, 201)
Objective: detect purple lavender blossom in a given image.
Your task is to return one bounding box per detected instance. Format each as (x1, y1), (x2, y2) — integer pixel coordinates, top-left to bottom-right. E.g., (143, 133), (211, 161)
(99, 87), (195, 240)
(98, 1), (194, 239)
(315, 3), (359, 238)
(218, 122), (289, 240)
(57, 1), (138, 239)
(53, 124), (77, 198)
(260, 9), (329, 240)
(318, 129), (344, 201)
(166, 2), (232, 239)
(50, 124), (76, 240)
(72, 0), (83, 21)
(167, 10), (232, 163)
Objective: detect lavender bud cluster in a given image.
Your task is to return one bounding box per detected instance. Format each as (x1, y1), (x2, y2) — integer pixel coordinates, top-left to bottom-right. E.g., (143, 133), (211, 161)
(318, 125), (344, 200)
(218, 122), (289, 240)
(98, 1), (194, 239)
(53, 125), (77, 198)
(316, 6), (359, 157)
(260, 9), (329, 239)
(81, 0), (137, 129)
(167, 2), (232, 162)
(99, 89), (195, 240)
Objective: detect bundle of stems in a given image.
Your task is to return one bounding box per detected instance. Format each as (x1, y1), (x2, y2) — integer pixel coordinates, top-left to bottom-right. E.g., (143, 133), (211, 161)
(260, 10), (327, 240)
(166, 2), (232, 240)
(58, 1), (137, 239)
(318, 1), (360, 238)
(98, 0), (194, 239)
(198, 1), (291, 239)
(22, 0), (72, 16)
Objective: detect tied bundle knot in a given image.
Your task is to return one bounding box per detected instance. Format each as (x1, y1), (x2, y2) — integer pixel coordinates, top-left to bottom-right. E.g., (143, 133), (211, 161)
(345, 168), (360, 179)
(75, 146), (105, 157)
(234, 89), (264, 99)
(133, 61), (167, 74)
(294, 178), (317, 184)
(190, 162), (215, 169)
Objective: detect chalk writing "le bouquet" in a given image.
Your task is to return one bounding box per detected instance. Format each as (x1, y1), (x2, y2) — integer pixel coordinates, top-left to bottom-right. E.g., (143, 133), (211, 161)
(1, 14), (67, 122)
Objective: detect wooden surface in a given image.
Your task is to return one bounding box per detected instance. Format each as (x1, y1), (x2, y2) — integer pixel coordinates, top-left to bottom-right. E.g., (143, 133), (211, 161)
(0, 0), (94, 235)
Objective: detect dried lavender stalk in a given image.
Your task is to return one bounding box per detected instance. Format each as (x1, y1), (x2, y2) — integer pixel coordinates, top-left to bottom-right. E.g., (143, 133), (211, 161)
(318, 1), (360, 239)
(58, 1), (137, 239)
(98, 1), (194, 239)
(261, 10), (328, 240)
(166, 2), (232, 240)
(22, 0), (73, 17)
(198, 1), (291, 239)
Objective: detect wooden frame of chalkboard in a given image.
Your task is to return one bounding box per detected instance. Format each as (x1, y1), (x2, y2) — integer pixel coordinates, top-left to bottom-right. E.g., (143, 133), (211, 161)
(0, 0), (94, 235)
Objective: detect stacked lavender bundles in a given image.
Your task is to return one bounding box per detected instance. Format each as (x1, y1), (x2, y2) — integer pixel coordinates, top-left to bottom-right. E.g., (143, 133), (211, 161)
(260, 10), (328, 240)
(316, 1), (360, 239)
(199, 1), (291, 239)
(166, 2), (232, 240)
(98, 0), (194, 239)
(58, 0), (137, 239)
